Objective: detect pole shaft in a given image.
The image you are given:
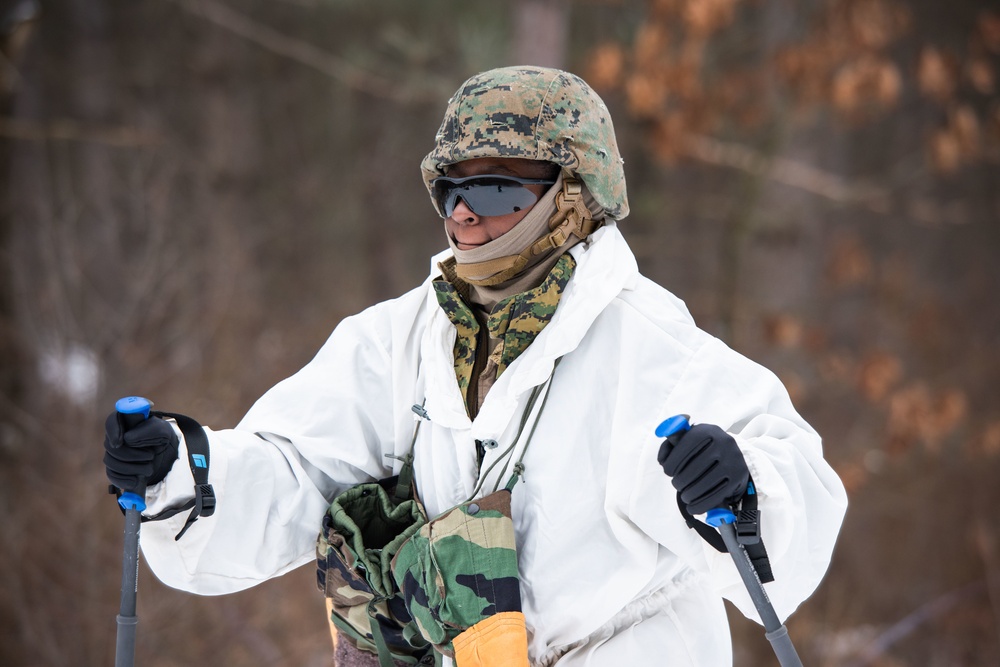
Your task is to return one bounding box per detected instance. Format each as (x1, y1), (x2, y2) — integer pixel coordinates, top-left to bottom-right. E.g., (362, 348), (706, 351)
(115, 505), (142, 667)
(112, 399), (150, 667)
(718, 522), (803, 667)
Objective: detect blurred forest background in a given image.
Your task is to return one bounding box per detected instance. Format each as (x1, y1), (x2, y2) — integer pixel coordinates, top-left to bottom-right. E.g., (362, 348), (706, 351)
(1, 0), (998, 665)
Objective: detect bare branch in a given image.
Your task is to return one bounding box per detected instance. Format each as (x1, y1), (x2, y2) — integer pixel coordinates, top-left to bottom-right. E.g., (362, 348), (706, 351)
(681, 134), (888, 205)
(173, 0), (443, 105)
(0, 116), (161, 146)
(677, 134), (984, 227)
(845, 580), (985, 667)
(0, 389), (62, 446)
(975, 518), (1000, 656)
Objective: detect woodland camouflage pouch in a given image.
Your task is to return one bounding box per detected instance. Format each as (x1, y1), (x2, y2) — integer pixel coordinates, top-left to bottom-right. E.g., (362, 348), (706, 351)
(316, 475), (433, 665)
(390, 485), (529, 666)
(320, 378), (551, 667)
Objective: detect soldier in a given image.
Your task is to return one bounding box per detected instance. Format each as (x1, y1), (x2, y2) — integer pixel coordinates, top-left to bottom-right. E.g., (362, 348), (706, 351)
(104, 66), (847, 666)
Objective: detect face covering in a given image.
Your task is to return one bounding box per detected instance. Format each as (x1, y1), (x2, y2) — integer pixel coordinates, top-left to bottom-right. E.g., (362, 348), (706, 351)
(444, 172), (604, 310)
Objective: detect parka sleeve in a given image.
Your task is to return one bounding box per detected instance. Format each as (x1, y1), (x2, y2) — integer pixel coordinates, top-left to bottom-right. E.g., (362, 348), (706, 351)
(630, 335), (848, 624)
(136, 304), (408, 595)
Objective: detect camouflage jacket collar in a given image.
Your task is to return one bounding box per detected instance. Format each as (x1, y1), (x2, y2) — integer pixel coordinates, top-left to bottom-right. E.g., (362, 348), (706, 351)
(485, 253), (575, 374)
(433, 254), (576, 401)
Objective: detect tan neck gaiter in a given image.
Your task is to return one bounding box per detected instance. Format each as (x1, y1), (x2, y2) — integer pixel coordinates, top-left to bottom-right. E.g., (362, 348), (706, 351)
(445, 172), (603, 311)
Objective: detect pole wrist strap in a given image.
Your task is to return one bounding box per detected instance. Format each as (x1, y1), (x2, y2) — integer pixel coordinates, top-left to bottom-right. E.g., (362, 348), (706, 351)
(677, 475), (774, 584)
(140, 411), (217, 540)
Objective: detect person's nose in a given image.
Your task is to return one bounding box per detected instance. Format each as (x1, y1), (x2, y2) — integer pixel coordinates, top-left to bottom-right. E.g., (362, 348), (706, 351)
(450, 197), (479, 224)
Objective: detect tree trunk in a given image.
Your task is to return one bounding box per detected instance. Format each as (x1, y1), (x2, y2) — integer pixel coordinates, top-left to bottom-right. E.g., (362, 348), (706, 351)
(508, 0), (570, 69)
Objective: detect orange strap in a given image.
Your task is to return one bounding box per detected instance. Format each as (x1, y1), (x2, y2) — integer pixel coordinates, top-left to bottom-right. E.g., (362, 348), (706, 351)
(452, 611), (530, 667)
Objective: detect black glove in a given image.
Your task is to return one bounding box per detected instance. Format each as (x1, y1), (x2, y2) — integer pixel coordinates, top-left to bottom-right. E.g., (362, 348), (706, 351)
(104, 411), (180, 493)
(657, 423), (749, 515)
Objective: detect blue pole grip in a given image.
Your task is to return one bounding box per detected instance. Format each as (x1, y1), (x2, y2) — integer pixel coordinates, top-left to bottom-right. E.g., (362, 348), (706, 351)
(118, 493), (146, 512)
(115, 396), (151, 420)
(116, 396), (152, 512)
(655, 414), (690, 439)
(656, 413), (737, 524)
(706, 507), (737, 526)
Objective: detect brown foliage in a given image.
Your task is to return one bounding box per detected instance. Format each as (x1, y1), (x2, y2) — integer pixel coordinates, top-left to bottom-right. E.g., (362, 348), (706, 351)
(918, 46), (958, 102)
(972, 421), (1000, 458)
(979, 10), (1000, 54)
(831, 55), (902, 116)
(587, 43), (625, 91)
(886, 382), (968, 455)
(592, 4), (1000, 662)
(858, 352), (903, 403)
(680, 0), (738, 36)
(965, 56), (995, 95)
(588, 0), (1000, 174)
(762, 313), (804, 349)
(778, 0), (910, 120)
(826, 235), (874, 288)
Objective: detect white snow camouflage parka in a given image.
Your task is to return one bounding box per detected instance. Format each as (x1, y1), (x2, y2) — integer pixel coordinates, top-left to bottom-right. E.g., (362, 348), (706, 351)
(140, 223), (848, 666)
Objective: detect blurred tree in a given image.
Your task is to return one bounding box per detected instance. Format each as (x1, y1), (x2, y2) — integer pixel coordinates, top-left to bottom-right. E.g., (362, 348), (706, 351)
(510, 0), (570, 68)
(1, 1), (568, 665)
(0, 0), (40, 451)
(582, 1), (1000, 664)
(0, 1), (42, 659)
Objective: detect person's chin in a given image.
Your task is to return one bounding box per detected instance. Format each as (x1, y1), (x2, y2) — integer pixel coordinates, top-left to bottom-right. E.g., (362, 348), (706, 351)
(454, 241), (483, 250)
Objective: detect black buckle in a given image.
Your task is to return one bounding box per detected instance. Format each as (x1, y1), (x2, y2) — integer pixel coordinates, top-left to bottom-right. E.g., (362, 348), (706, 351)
(196, 484), (216, 517)
(173, 483), (216, 540)
(736, 508), (761, 545)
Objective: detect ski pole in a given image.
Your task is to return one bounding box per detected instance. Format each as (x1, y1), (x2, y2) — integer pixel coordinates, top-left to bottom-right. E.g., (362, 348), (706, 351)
(656, 415), (804, 667)
(113, 396), (152, 667)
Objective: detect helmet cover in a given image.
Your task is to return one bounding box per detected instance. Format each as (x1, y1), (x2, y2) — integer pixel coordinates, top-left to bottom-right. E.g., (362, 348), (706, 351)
(421, 66), (629, 220)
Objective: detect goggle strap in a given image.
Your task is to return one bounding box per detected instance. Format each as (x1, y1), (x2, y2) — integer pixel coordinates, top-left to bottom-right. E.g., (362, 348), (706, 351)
(530, 179), (598, 253)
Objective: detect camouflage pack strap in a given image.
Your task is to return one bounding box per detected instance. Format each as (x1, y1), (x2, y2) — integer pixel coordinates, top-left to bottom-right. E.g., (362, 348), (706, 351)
(502, 358), (560, 492)
(463, 359), (559, 502)
(382, 402), (427, 504)
(454, 178), (595, 287)
(464, 357), (561, 501)
(367, 597), (396, 667)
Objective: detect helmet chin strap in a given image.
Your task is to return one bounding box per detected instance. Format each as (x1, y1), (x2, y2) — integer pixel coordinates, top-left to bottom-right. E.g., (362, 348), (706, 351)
(455, 178), (600, 287)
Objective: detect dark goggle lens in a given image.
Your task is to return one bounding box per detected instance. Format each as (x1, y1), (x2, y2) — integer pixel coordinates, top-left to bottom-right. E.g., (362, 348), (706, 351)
(432, 174), (556, 218)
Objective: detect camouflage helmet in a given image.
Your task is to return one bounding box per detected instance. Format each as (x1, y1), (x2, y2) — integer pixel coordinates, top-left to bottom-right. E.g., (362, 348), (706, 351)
(421, 66), (629, 220)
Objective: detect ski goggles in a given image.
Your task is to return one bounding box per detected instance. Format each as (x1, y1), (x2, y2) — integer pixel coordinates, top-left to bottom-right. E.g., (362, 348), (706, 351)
(431, 174), (556, 218)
